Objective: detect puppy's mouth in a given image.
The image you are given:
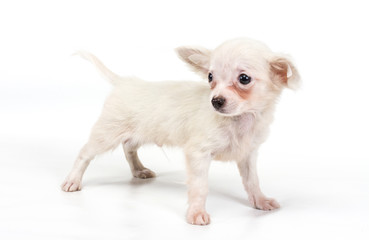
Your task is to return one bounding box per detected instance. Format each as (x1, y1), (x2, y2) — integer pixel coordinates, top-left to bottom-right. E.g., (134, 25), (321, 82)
(212, 106), (240, 117)
(214, 108), (226, 114)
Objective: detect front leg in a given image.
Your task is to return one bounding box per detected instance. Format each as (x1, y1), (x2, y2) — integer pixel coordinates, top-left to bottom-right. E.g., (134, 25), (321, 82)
(237, 150), (280, 211)
(185, 151), (212, 225)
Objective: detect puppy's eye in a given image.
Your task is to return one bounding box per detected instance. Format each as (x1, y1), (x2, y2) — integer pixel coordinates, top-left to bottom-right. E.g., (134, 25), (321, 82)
(239, 74), (251, 85)
(208, 73), (213, 82)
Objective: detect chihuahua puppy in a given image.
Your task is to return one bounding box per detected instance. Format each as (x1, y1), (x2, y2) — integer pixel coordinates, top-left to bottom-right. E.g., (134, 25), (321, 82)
(62, 38), (300, 225)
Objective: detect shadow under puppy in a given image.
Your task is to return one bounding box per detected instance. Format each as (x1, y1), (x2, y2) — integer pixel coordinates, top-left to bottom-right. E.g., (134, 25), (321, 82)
(62, 38), (300, 225)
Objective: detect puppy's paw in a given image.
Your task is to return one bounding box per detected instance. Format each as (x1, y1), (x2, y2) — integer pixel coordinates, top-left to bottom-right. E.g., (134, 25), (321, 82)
(133, 168), (156, 179)
(249, 195), (280, 211)
(186, 210), (211, 225)
(61, 177), (82, 192)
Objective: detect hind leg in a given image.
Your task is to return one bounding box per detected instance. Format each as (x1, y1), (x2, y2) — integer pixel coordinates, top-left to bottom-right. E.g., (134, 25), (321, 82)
(61, 142), (95, 192)
(122, 141), (156, 179)
(62, 120), (123, 192)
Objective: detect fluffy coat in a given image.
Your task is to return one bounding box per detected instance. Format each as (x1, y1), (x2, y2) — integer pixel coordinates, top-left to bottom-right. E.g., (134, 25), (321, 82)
(62, 38), (300, 225)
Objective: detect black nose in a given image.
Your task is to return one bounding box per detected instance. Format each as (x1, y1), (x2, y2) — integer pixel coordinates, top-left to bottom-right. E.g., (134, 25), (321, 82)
(211, 97), (226, 110)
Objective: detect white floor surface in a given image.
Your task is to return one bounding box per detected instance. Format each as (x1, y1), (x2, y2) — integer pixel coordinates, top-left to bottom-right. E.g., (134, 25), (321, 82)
(1, 134), (368, 240)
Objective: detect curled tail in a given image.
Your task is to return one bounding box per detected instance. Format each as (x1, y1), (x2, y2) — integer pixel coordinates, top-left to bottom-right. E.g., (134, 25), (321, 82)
(74, 51), (121, 85)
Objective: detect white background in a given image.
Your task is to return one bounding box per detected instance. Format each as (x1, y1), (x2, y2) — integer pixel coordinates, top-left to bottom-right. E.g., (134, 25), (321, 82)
(1, 0), (368, 239)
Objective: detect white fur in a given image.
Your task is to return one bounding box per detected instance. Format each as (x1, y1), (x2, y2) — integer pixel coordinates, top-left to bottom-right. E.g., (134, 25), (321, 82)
(61, 38), (300, 225)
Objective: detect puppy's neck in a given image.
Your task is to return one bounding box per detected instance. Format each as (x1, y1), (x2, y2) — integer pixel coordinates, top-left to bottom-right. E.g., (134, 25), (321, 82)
(230, 112), (256, 133)
(230, 103), (276, 134)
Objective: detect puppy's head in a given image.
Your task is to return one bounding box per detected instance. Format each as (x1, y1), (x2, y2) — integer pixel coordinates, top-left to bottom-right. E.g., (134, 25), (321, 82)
(176, 38), (300, 116)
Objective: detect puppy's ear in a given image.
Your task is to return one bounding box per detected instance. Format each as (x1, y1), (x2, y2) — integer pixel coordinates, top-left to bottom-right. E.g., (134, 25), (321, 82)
(270, 55), (301, 90)
(176, 46), (211, 78)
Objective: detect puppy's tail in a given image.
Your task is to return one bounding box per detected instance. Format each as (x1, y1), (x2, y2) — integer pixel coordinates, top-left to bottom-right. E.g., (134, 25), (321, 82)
(73, 51), (121, 85)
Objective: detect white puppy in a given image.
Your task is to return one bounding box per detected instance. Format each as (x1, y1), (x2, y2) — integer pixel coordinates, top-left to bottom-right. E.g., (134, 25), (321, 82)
(62, 38), (300, 225)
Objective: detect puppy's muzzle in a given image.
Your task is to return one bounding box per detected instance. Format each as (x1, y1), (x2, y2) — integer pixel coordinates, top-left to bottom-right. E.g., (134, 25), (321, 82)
(211, 97), (226, 110)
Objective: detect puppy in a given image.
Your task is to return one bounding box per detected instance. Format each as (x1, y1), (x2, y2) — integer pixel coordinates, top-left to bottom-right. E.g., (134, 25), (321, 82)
(61, 38), (300, 225)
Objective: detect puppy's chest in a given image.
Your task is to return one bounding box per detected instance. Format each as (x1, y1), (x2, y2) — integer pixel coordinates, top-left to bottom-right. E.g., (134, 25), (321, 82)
(212, 114), (259, 161)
